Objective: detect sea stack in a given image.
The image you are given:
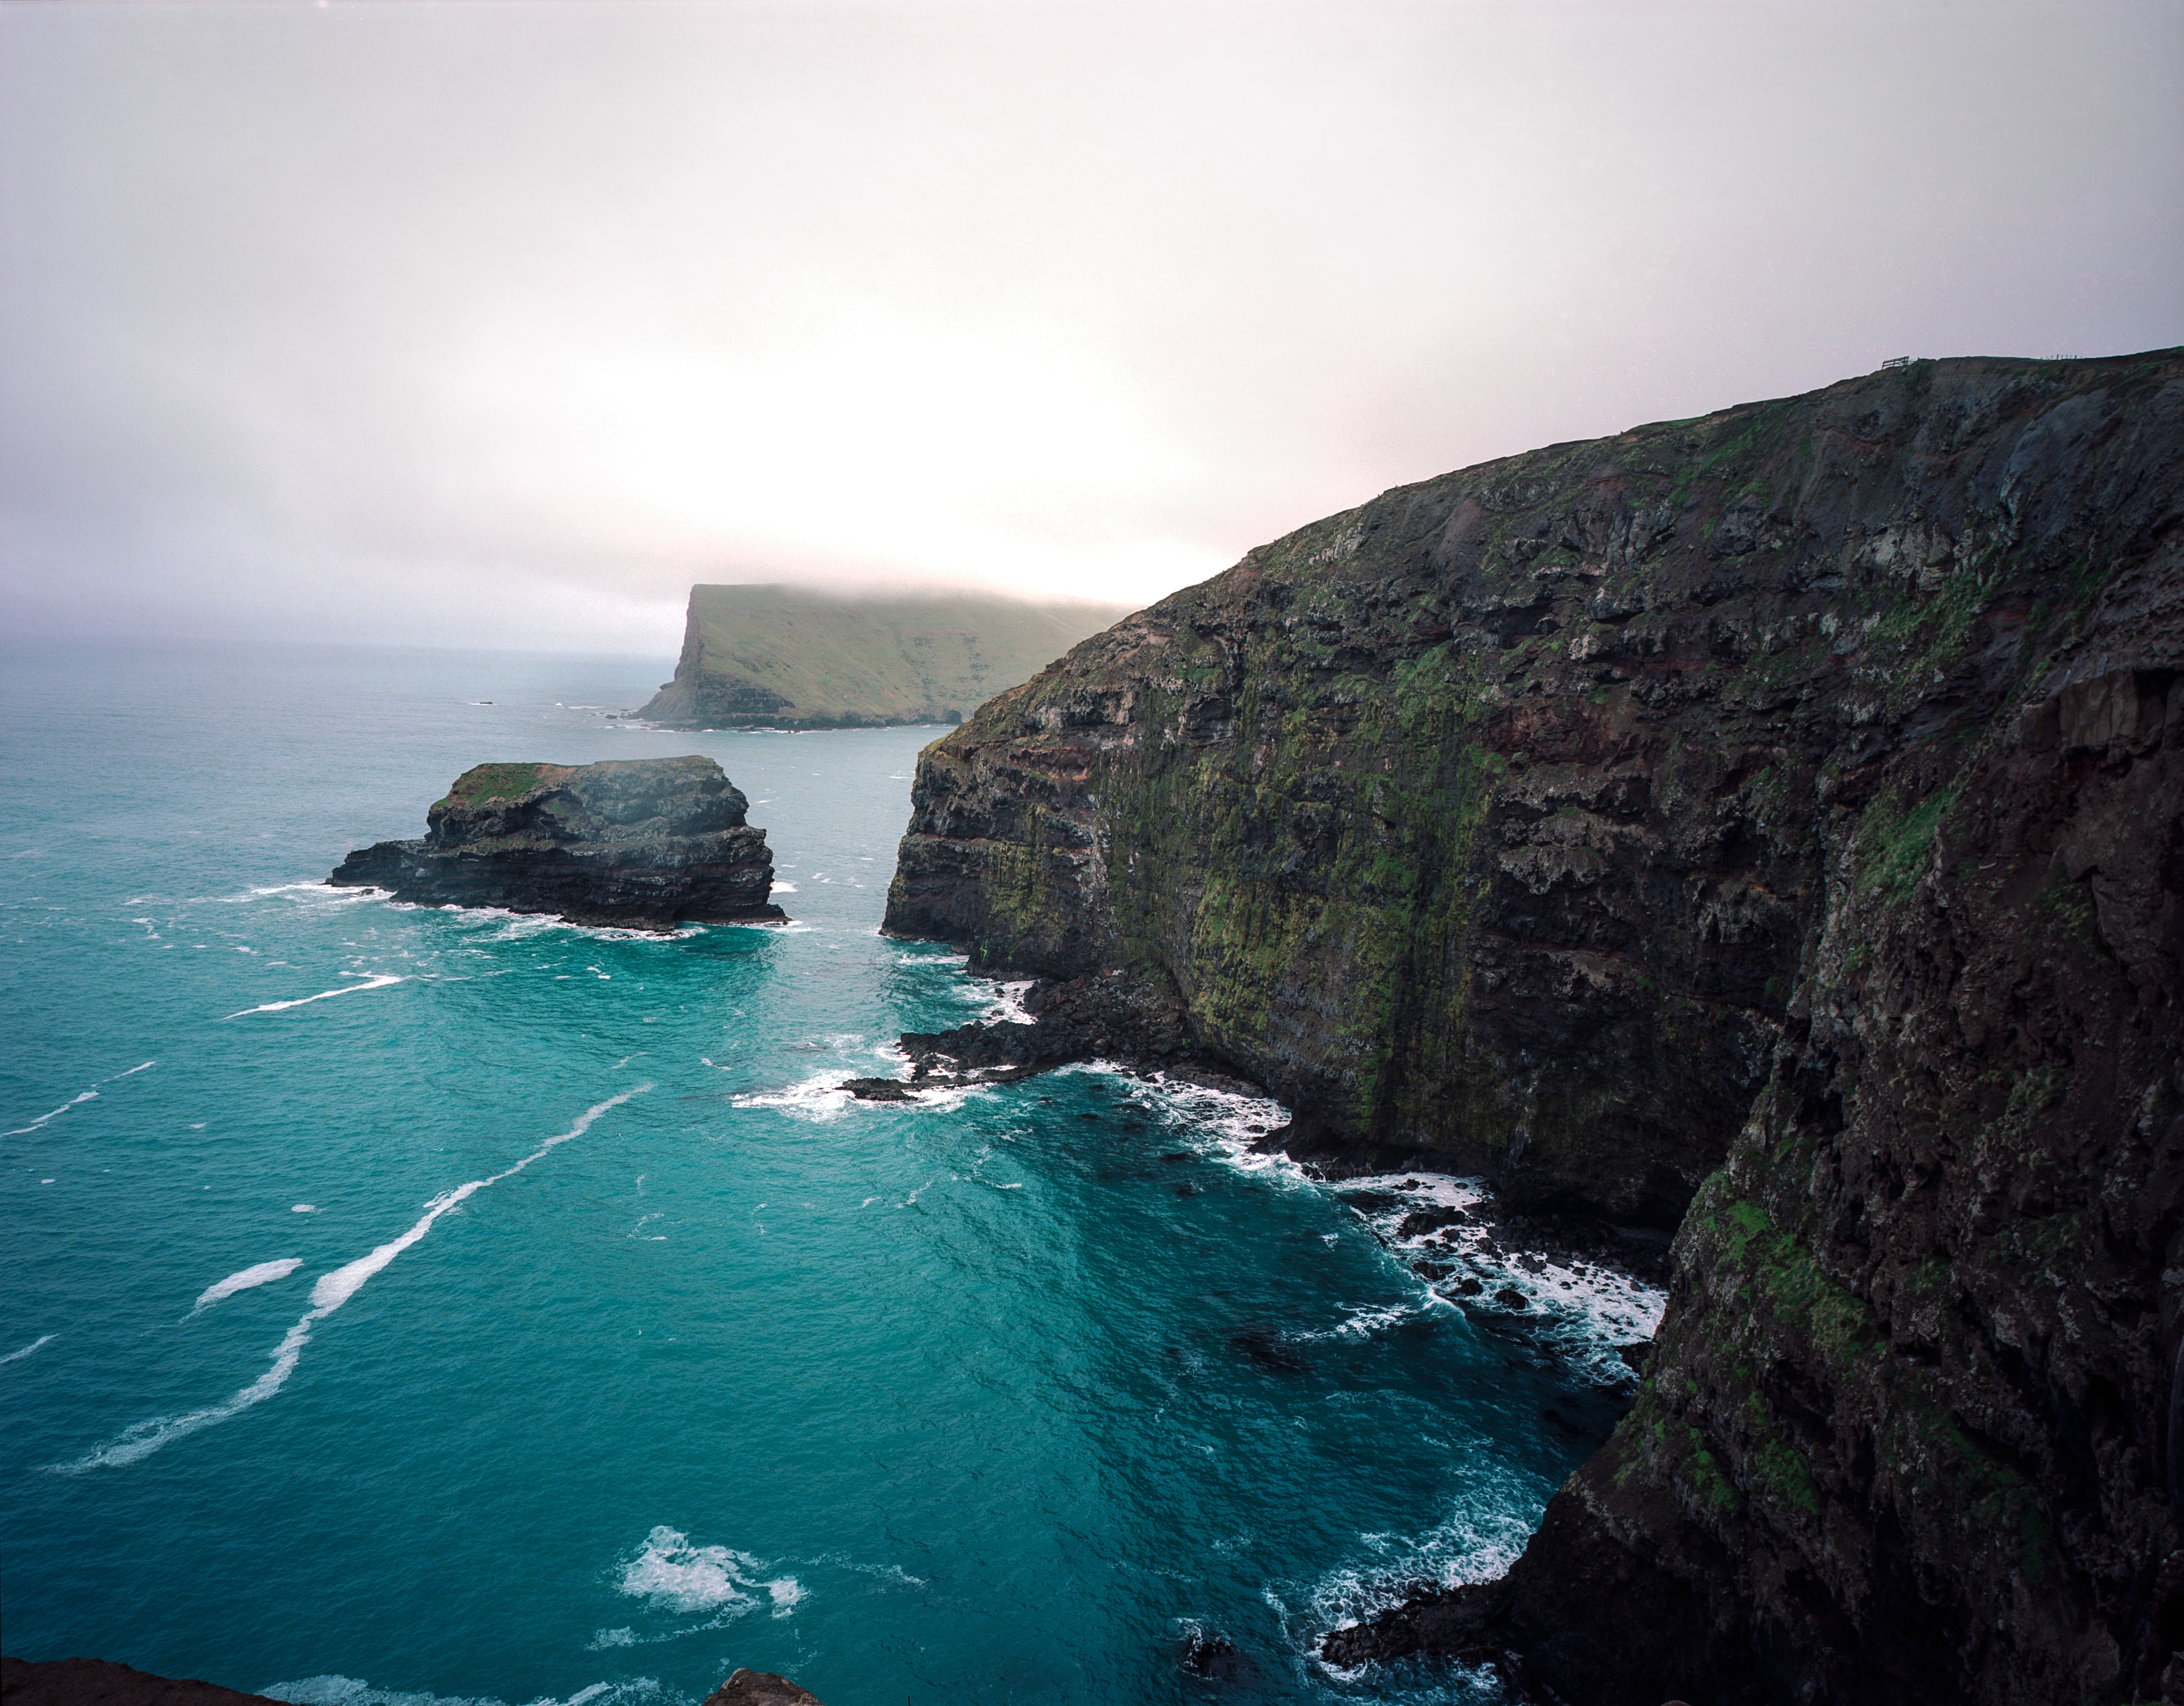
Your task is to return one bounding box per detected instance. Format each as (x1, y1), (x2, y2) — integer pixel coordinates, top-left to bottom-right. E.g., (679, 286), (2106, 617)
(329, 755), (785, 931)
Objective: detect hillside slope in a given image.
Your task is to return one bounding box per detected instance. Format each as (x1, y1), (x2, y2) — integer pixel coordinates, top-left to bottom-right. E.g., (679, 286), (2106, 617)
(881, 351), (2184, 1701)
(637, 585), (1136, 730)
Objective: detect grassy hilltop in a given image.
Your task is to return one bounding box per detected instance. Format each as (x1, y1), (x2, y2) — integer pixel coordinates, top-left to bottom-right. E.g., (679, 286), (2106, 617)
(638, 584), (1138, 729)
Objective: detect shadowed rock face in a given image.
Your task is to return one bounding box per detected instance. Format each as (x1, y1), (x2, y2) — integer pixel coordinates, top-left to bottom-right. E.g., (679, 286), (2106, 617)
(0, 1657), (282, 1706)
(881, 351), (2184, 1702)
(329, 755), (784, 931)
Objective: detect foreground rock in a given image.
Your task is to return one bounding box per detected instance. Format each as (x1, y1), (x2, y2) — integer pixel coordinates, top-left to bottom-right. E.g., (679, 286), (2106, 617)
(882, 351), (2184, 1702)
(329, 756), (785, 931)
(0, 1662), (827, 1706)
(0, 1657), (282, 1706)
(698, 1671), (825, 1706)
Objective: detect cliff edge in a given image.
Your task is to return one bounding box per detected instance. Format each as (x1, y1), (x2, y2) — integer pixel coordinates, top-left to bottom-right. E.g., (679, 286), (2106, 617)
(329, 755), (783, 931)
(881, 351), (2184, 1701)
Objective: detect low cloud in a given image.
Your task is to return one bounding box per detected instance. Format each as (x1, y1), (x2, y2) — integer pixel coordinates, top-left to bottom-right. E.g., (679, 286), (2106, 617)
(3, 1), (2178, 651)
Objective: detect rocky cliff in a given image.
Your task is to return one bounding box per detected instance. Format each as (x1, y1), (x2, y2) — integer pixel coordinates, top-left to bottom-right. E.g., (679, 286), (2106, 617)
(882, 351), (2184, 1701)
(638, 584), (1135, 730)
(329, 755), (783, 931)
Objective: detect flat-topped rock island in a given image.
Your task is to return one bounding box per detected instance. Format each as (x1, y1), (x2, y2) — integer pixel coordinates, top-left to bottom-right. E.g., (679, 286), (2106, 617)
(329, 755), (785, 931)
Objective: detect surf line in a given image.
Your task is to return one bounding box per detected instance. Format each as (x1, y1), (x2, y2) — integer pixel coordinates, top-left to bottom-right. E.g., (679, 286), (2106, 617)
(2, 1060), (158, 1137)
(54, 1085), (652, 1472)
(227, 974), (403, 1018)
(187, 1257), (305, 1318)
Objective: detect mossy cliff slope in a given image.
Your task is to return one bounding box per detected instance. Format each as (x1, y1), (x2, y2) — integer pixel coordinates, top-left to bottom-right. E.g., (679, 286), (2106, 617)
(886, 352), (2184, 1700)
(639, 584), (1135, 730)
(330, 755), (783, 931)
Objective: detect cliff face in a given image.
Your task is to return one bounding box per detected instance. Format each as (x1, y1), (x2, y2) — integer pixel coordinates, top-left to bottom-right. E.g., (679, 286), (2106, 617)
(329, 755), (783, 931)
(882, 352), (2184, 1700)
(638, 584), (1136, 730)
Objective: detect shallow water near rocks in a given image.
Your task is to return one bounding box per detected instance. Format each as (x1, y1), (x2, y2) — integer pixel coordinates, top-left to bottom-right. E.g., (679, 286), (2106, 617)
(1, 644), (1655, 1706)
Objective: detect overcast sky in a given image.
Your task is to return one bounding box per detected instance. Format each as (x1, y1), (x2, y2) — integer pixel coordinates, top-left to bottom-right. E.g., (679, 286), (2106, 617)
(3, 0), (2179, 653)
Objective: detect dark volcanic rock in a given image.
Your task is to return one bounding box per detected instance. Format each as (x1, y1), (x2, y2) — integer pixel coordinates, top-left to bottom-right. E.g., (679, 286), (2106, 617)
(328, 756), (784, 932)
(0, 1658), (283, 1706)
(1177, 1629), (1258, 1684)
(880, 968), (1247, 1095)
(697, 1672), (825, 1706)
(879, 351), (2184, 1704)
(1319, 1579), (1510, 1668)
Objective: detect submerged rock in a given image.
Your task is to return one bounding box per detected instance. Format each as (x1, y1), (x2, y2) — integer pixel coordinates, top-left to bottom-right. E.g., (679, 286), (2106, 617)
(1177, 1629), (1258, 1684)
(328, 755), (785, 932)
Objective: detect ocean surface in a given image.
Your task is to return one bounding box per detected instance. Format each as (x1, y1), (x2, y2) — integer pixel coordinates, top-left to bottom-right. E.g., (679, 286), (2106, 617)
(1, 644), (1660, 1706)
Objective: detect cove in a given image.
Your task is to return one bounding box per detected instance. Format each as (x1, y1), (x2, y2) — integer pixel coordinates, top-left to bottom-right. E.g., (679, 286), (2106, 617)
(0, 644), (1652, 1705)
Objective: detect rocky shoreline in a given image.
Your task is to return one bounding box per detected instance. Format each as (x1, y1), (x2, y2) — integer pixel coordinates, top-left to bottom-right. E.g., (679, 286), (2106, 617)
(855, 976), (1672, 1369)
(876, 350), (2184, 1703)
(329, 755), (785, 932)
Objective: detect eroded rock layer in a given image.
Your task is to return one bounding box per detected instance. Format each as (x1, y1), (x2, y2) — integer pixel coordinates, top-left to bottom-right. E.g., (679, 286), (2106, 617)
(882, 351), (2184, 1701)
(330, 755), (783, 931)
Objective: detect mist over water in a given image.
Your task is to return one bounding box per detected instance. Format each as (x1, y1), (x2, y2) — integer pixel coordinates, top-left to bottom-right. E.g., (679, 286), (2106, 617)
(1, 645), (1647, 1703)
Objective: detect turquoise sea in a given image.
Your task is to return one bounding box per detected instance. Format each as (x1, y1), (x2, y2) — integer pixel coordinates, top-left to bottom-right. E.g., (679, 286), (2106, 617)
(1, 645), (1657, 1705)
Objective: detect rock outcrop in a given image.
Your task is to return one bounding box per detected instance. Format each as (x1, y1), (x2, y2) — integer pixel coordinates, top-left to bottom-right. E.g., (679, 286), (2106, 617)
(881, 351), (2184, 1702)
(698, 1671), (825, 1706)
(0, 1661), (827, 1706)
(329, 756), (784, 931)
(639, 584), (1136, 730)
(0, 1657), (283, 1706)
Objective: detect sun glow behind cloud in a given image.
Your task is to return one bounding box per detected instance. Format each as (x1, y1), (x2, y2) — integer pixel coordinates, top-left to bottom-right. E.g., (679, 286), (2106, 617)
(445, 304), (1221, 589)
(1, 0), (2177, 651)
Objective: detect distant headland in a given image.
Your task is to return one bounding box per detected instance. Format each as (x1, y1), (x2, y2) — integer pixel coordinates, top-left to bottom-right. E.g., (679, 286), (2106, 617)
(635, 584), (1136, 730)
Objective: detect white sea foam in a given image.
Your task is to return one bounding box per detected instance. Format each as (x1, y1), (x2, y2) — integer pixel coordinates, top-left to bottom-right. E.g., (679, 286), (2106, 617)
(227, 973), (404, 1018)
(1083, 1062), (1663, 1382)
(726, 1035), (989, 1121)
(55, 1086), (649, 1472)
(1331, 1168), (1665, 1384)
(1, 1334), (56, 1365)
(3, 1060), (158, 1135)
(244, 880), (383, 906)
(730, 1069), (859, 1121)
(957, 976), (1034, 1023)
(1290, 1498), (1536, 1685)
(260, 1677), (658, 1706)
(189, 1258), (303, 1316)
(4, 1089), (99, 1136)
(771, 882), (798, 893)
(615, 1525), (806, 1625)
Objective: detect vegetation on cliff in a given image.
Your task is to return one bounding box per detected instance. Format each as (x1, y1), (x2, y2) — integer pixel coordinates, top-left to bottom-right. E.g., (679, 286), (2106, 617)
(637, 585), (1135, 730)
(883, 351), (2184, 1702)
